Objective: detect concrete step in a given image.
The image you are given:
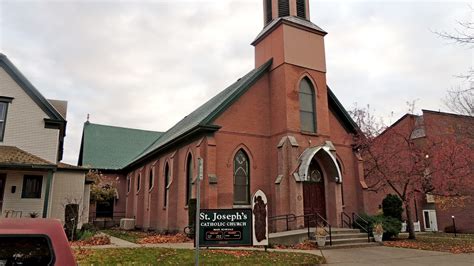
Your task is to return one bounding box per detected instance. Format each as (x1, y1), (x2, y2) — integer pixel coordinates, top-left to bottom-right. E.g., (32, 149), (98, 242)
(326, 237), (374, 245)
(330, 233), (370, 240)
(330, 228), (363, 235)
(318, 242), (381, 249)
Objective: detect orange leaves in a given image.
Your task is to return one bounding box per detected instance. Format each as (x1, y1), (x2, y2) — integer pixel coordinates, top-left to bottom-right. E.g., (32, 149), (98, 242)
(137, 233), (191, 244)
(384, 238), (474, 254)
(71, 234), (111, 246)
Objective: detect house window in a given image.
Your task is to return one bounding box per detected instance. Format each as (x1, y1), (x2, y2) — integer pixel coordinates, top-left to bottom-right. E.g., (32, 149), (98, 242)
(186, 154), (193, 205)
(234, 149), (250, 205)
(164, 163), (170, 207)
(149, 169), (153, 190)
(0, 102), (8, 141)
(299, 78), (316, 133)
(278, 0), (290, 17)
(21, 175), (43, 198)
(136, 174), (141, 192)
(296, 0), (306, 18)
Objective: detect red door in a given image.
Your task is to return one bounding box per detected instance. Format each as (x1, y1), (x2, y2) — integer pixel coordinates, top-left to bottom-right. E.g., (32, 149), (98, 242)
(303, 180), (326, 226)
(0, 174), (6, 213)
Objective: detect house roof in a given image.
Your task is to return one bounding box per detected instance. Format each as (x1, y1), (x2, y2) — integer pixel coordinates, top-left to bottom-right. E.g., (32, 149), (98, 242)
(0, 145), (56, 169)
(252, 16), (327, 46)
(78, 122), (164, 170)
(126, 59), (274, 168)
(0, 54), (66, 122)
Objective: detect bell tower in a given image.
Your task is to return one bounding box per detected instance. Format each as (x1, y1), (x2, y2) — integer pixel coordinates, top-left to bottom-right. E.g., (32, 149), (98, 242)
(253, 0), (326, 72)
(264, 0), (310, 25)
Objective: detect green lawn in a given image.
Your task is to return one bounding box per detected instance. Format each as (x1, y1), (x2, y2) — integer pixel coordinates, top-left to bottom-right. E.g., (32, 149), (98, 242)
(75, 247), (325, 265)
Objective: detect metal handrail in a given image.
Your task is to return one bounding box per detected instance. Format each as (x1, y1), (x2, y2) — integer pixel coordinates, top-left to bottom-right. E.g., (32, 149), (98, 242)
(268, 213), (296, 231)
(352, 212), (371, 243)
(340, 212), (352, 228)
(269, 212), (332, 246)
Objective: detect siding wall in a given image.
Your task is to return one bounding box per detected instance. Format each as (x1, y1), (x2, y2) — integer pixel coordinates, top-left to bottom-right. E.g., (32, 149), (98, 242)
(1, 170), (47, 218)
(0, 67), (59, 163)
(49, 170), (87, 228)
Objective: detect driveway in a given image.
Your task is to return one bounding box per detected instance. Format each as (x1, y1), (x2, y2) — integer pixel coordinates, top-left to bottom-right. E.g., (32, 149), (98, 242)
(321, 246), (474, 265)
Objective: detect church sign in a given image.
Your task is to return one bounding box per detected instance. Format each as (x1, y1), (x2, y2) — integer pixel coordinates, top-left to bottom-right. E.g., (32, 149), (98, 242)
(198, 209), (252, 247)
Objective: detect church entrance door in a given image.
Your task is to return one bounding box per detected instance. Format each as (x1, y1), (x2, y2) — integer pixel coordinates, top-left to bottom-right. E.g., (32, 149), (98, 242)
(303, 161), (326, 226)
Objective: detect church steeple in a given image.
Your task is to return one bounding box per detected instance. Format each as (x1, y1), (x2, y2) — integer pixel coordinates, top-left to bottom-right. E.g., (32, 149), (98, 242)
(253, 0), (326, 71)
(264, 0), (310, 25)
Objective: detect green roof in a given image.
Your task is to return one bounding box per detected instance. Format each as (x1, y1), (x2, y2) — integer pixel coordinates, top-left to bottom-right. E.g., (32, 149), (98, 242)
(79, 123), (163, 170)
(127, 59), (274, 168)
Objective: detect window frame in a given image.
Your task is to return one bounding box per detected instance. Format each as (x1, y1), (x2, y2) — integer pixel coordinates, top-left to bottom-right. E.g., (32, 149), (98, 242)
(164, 163), (170, 207)
(233, 149), (250, 205)
(148, 168), (154, 191)
(185, 154), (193, 206)
(0, 97), (13, 142)
(299, 78), (317, 133)
(21, 175), (43, 199)
(136, 174), (141, 194)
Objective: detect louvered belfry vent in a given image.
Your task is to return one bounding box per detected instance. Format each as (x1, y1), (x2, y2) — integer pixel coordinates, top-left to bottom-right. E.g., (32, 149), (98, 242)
(297, 0), (306, 18)
(278, 0), (290, 17)
(265, 0), (273, 24)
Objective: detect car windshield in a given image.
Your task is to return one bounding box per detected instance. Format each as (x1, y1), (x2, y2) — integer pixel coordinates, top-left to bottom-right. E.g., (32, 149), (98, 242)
(0, 236), (54, 266)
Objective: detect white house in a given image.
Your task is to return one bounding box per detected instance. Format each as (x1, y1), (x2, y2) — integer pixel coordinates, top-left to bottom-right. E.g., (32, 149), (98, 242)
(0, 53), (91, 227)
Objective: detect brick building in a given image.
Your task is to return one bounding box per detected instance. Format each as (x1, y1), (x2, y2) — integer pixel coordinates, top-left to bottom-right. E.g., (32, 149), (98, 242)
(365, 110), (474, 233)
(79, 0), (369, 232)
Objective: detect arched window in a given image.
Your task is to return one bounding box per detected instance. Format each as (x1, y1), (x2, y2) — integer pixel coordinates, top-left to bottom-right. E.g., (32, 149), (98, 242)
(136, 174), (141, 192)
(233, 149), (250, 205)
(299, 78), (316, 133)
(149, 168), (153, 190)
(186, 154), (193, 205)
(278, 0), (290, 17)
(296, 0), (306, 19)
(164, 163), (170, 207)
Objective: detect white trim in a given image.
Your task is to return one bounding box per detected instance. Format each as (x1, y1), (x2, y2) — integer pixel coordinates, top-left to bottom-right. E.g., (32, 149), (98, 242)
(297, 145), (342, 183)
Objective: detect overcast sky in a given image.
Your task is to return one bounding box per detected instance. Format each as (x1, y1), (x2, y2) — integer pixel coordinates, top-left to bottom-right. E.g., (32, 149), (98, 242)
(0, 0), (471, 164)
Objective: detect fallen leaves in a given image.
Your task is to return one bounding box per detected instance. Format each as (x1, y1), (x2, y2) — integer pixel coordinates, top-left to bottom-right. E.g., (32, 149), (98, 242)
(206, 250), (253, 258)
(71, 234), (111, 246)
(384, 237), (474, 254)
(137, 233), (191, 244)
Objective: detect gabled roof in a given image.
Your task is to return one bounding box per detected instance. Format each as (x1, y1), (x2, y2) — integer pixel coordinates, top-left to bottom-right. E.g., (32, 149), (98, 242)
(252, 16), (327, 46)
(0, 54), (66, 122)
(78, 122), (164, 170)
(126, 59), (274, 168)
(0, 145), (56, 169)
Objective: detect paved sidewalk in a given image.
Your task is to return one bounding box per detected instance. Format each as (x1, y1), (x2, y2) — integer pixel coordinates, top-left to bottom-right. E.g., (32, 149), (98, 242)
(322, 246), (474, 265)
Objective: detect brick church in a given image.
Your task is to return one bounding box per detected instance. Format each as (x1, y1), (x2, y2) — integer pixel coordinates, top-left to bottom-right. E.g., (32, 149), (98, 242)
(79, 0), (369, 232)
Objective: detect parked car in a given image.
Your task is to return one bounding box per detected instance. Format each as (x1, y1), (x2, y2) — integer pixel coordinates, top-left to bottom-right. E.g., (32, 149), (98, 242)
(0, 219), (76, 265)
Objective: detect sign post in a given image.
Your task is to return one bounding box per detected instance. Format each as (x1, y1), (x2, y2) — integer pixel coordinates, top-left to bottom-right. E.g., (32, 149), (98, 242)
(195, 158), (203, 266)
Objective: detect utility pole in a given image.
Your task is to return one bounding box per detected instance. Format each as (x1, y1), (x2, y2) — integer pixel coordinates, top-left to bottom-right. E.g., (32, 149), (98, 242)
(195, 158), (203, 266)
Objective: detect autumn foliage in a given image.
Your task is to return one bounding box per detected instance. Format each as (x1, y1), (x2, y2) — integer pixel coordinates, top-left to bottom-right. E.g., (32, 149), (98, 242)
(353, 108), (473, 239)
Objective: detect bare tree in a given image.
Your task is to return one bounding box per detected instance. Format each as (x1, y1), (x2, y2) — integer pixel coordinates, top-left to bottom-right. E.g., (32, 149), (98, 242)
(436, 6), (474, 116)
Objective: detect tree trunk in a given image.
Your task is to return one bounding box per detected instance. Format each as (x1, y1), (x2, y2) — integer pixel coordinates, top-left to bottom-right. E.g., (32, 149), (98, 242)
(404, 201), (416, 239)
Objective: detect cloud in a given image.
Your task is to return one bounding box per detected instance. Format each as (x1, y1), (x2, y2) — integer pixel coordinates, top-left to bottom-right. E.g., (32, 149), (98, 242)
(0, 0), (471, 164)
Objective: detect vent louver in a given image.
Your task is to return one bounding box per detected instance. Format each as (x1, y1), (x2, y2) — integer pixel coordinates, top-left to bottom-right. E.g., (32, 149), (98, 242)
(265, 0), (273, 24)
(297, 0), (306, 19)
(278, 0), (290, 17)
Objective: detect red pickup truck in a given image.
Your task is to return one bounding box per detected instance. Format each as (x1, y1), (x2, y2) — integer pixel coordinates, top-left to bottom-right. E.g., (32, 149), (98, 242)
(0, 218), (76, 265)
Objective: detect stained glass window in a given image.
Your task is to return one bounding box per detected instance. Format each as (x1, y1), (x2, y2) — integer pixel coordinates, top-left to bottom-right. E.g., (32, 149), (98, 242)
(234, 149), (250, 204)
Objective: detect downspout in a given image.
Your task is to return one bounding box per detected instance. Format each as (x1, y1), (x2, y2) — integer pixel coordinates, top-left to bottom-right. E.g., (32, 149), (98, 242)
(42, 170), (54, 218)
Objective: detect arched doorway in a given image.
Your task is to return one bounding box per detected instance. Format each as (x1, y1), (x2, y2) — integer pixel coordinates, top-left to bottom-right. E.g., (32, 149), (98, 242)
(303, 159), (326, 224)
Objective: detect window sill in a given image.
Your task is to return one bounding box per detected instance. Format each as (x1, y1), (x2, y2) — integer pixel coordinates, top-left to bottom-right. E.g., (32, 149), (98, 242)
(300, 131), (318, 136)
(184, 205), (188, 210)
